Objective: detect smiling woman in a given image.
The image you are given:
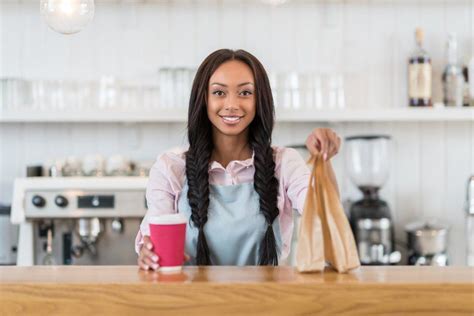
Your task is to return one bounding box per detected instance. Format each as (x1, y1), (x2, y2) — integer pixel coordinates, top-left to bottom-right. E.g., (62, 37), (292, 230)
(207, 62), (256, 135)
(186, 50), (279, 266)
(136, 49), (343, 270)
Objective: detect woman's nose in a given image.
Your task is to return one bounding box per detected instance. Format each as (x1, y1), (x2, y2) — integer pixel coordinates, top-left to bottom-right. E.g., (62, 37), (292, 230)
(224, 95), (239, 110)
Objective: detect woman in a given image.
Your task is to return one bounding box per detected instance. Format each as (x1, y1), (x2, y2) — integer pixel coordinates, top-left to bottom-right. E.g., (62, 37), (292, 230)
(136, 49), (341, 270)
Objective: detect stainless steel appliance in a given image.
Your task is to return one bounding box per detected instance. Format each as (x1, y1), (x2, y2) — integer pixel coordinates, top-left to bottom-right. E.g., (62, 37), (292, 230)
(345, 135), (401, 265)
(405, 220), (449, 266)
(11, 177), (147, 266)
(0, 205), (18, 265)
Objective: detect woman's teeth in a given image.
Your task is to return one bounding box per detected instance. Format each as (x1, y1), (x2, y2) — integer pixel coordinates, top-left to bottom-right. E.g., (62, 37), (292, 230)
(223, 116), (239, 121)
(221, 116), (242, 124)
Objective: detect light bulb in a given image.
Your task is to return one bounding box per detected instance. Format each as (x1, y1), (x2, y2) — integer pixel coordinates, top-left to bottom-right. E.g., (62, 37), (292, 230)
(260, 0), (289, 5)
(40, 0), (95, 35)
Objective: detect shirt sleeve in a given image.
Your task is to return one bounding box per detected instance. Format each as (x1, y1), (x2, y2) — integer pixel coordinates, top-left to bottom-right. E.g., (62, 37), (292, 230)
(134, 152), (184, 254)
(281, 148), (311, 215)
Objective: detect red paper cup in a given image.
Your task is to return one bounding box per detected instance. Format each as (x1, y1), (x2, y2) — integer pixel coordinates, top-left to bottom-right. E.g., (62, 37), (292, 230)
(149, 214), (187, 273)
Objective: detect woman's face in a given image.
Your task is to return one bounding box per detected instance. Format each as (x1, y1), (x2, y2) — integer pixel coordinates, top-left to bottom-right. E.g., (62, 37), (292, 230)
(207, 60), (256, 138)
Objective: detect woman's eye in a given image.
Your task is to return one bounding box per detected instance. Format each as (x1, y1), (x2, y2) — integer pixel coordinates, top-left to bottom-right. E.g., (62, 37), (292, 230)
(212, 90), (225, 96)
(240, 90), (253, 96)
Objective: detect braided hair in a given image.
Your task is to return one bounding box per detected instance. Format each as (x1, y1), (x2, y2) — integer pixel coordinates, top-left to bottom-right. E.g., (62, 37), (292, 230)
(186, 49), (279, 265)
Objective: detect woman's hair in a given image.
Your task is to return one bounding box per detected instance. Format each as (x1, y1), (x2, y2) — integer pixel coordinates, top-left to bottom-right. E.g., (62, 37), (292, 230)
(185, 49), (279, 265)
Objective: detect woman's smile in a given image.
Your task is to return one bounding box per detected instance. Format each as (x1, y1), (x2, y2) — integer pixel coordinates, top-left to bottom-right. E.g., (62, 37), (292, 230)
(219, 115), (244, 125)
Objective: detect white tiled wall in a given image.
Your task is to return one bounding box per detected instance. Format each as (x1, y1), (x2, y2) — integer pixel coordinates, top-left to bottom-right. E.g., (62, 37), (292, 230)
(1, 0), (473, 265)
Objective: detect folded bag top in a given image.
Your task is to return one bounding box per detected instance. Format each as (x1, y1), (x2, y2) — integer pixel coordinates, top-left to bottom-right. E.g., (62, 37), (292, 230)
(296, 154), (360, 273)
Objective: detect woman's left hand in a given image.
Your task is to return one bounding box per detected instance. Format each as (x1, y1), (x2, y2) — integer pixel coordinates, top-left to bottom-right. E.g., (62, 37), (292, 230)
(305, 128), (341, 161)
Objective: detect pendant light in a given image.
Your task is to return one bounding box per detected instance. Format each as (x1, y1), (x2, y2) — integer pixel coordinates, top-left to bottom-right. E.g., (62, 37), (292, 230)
(40, 0), (95, 35)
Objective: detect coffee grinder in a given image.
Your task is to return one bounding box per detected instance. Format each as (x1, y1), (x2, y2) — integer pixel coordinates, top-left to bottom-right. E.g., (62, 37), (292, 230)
(345, 135), (401, 265)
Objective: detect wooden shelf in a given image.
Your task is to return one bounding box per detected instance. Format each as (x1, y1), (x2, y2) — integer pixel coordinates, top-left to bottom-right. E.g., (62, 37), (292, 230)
(0, 107), (472, 123)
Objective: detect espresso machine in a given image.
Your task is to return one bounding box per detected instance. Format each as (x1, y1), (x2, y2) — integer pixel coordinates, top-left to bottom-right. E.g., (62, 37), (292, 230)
(11, 177), (147, 266)
(345, 135), (401, 265)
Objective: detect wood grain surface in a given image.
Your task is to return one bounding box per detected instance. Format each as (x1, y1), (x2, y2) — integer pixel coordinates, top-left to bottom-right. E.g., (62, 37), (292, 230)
(1, 266), (473, 315)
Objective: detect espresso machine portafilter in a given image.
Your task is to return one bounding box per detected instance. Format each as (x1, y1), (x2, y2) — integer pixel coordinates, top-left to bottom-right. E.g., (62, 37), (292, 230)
(71, 217), (103, 258)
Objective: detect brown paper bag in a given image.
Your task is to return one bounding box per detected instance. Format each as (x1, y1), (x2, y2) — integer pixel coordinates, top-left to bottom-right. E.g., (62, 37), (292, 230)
(296, 154), (360, 273)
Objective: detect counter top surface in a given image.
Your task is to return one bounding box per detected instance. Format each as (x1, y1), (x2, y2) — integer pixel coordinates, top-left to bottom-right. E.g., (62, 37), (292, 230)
(1, 266), (473, 315)
(0, 265), (473, 284)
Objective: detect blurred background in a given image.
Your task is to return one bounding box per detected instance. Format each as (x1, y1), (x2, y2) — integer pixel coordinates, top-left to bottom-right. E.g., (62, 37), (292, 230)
(0, 0), (472, 267)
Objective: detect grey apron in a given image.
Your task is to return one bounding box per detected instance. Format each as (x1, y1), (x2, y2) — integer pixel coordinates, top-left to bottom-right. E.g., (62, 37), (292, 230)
(178, 181), (282, 265)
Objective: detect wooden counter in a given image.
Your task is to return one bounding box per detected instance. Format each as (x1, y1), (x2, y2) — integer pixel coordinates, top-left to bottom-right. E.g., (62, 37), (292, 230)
(1, 266), (473, 315)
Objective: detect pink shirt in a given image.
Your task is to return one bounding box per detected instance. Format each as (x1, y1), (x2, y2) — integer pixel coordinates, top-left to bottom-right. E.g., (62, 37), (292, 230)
(135, 146), (310, 262)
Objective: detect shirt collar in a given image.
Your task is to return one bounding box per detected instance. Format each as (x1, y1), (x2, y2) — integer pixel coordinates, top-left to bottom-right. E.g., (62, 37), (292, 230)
(208, 150), (255, 171)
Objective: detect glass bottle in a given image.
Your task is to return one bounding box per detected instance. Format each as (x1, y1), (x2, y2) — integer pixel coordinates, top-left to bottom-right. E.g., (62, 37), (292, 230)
(469, 54), (474, 107)
(408, 28), (432, 107)
(442, 33), (464, 107)
(462, 65), (469, 107)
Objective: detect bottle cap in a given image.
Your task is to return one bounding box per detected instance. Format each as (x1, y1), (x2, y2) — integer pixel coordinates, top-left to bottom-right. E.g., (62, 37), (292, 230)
(415, 27), (424, 44)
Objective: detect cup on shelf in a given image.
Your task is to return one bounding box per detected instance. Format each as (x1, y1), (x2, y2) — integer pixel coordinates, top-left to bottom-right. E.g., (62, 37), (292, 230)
(268, 72), (278, 108)
(336, 74), (346, 109)
(158, 67), (196, 110)
(312, 73), (323, 110)
(0, 78), (28, 112)
(288, 72), (300, 110)
(134, 160), (154, 177)
(51, 80), (66, 111)
(105, 154), (132, 176)
(143, 84), (160, 110)
(276, 72), (292, 109)
(1, 70), (197, 115)
(82, 154), (105, 177)
(159, 67), (172, 109)
(298, 73), (314, 110)
(98, 76), (118, 110)
(63, 156), (83, 177)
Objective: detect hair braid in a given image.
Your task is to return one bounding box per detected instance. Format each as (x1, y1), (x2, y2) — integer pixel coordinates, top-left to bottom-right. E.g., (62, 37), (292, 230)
(185, 65), (214, 265)
(250, 126), (279, 265)
(185, 144), (212, 265)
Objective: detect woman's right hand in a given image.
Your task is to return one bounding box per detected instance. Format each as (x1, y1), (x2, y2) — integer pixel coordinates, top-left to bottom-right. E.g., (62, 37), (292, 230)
(138, 236), (159, 270)
(138, 235), (191, 271)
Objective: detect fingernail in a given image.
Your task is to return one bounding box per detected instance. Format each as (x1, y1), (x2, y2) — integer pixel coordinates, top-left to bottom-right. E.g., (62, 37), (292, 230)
(152, 264), (159, 270)
(144, 265), (149, 270)
(152, 255), (158, 262)
(146, 243), (152, 250)
(324, 153), (328, 161)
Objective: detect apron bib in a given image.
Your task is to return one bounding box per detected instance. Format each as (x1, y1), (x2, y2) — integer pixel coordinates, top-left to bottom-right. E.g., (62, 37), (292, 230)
(178, 181), (282, 265)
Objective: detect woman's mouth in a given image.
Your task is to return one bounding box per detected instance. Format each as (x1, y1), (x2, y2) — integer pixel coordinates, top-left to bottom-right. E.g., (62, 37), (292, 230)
(220, 115), (243, 125)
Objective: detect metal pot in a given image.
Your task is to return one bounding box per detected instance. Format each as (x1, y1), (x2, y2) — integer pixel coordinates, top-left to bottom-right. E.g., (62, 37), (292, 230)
(405, 220), (449, 256)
